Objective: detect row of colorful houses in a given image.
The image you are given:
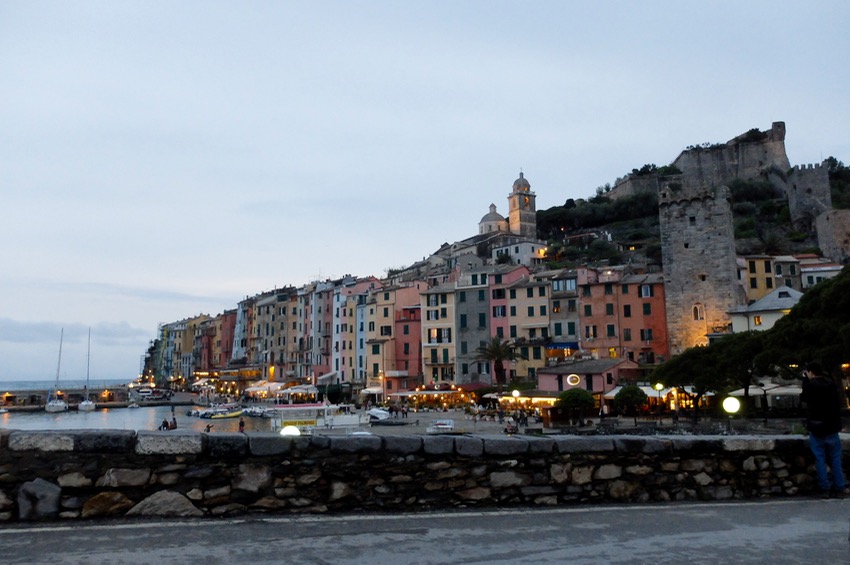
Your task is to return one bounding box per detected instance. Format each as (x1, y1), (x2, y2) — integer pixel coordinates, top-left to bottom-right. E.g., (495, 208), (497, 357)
(142, 251), (842, 402)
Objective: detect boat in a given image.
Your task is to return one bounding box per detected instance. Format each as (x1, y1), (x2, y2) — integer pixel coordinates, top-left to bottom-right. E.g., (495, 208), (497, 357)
(267, 402), (369, 432)
(78, 328), (96, 412)
(426, 419), (457, 434)
(242, 405), (267, 417)
(45, 329), (69, 413)
(128, 403), (140, 409)
(209, 408), (243, 419)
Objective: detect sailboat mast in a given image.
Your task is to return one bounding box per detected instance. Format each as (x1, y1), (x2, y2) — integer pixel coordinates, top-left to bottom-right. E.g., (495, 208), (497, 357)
(55, 328), (64, 388)
(86, 327), (91, 385)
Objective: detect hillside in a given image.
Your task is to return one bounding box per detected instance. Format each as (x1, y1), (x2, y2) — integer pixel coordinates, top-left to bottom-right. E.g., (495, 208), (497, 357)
(536, 158), (850, 269)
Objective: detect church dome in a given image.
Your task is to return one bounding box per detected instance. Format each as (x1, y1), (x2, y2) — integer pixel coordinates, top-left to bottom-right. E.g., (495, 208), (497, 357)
(512, 171), (530, 192)
(480, 203), (505, 224)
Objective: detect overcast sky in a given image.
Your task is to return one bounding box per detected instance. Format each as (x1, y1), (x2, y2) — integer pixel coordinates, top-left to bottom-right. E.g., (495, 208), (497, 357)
(1, 1), (848, 383)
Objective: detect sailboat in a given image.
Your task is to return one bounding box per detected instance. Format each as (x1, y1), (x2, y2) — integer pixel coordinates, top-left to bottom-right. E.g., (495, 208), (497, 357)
(78, 328), (96, 412)
(45, 328), (70, 413)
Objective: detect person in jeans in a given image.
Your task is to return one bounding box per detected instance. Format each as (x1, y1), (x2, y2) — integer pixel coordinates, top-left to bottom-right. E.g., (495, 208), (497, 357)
(800, 361), (846, 498)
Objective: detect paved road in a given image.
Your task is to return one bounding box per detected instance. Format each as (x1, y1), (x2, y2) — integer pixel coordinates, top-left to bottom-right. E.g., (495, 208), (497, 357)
(2, 499), (848, 564)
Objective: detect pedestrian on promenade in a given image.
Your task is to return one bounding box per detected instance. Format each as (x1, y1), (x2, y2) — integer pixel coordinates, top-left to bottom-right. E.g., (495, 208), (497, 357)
(239, 417), (245, 433)
(800, 361), (846, 498)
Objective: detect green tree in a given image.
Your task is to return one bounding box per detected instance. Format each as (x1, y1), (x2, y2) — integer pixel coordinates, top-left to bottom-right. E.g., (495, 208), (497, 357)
(614, 385), (648, 425)
(475, 337), (520, 393)
(555, 388), (595, 425)
(712, 331), (769, 417)
(650, 345), (719, 423)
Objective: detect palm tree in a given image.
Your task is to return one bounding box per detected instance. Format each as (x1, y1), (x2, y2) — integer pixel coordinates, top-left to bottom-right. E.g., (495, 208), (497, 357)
(475, 337), (519, 393)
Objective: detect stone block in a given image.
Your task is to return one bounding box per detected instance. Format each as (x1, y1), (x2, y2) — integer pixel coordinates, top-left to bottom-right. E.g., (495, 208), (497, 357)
(455, 436), (484, 458)
(329, 435), (382, 453)
(525, 436), (555, 454)
(482, 436), (529, 456)
(383, 436), (422, 455)
(206, 433), (249, 458)
(613, 436), (671, 454)
(126, 490), (203, 517)
(248, 433), (295, 456)
(73, 430), (136, 453)
(422, 435), (454, 455)
(722, 437), (775, 452)
(136, 431), (203, 455)
(552, 436), (614, 454)
(8, 431), (74, 452)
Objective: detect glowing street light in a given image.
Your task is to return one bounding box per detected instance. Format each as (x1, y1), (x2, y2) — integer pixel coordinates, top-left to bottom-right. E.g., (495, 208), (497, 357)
(722, 396), (741, 434)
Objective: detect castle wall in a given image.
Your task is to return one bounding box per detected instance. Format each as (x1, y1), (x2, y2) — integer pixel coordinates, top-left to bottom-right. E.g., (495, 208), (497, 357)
(816, 209), (850, 264)
(659, 184), (745, 353)
(788, 164), (832, 231)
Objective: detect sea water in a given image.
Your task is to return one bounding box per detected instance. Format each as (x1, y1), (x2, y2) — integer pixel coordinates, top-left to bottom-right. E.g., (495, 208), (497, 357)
(0, 379), (127, 393)
(0, 404), (272, 433)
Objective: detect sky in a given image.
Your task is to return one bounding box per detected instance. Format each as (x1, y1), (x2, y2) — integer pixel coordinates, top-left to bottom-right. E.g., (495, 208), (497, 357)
(1, 1), (848, 383)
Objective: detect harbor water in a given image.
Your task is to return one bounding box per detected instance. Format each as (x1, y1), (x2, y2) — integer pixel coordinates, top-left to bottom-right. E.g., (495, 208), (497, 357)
(0, 403), (273, 434)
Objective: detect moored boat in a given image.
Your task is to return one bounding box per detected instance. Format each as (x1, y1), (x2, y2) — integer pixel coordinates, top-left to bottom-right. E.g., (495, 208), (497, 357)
(45, 329), (69, 413)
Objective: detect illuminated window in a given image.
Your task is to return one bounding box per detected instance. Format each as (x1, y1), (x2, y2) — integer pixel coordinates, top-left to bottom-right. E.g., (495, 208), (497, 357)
(753, 315), (763, 326)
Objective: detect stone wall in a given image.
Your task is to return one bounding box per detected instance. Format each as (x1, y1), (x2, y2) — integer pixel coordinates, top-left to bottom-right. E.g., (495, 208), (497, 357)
(0, 429), (841, 522)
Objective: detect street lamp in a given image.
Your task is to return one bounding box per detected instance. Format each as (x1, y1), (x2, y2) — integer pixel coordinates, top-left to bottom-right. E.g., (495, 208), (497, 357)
(722, 396), (741, 434)
(654, 383), (664, 422)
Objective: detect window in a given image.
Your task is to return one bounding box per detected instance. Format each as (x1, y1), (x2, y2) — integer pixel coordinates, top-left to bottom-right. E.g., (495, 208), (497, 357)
(496, 326), (504, 338)
(584, 305), (592, 316)
(553, 279), (576, 292)
(538, 287), (546, 297)
(527, 306), (534, 317)
(383, 307), (389, 317)
(459, 314), (467, 328)
(582, 285), (591, 297)
(640, 329), (653, 342)
(750, 278), (758, 289)
(510, 305), (516, 316)
(428, 328), (452, 344)
(553, 300), (561, 313)
(459, 291), (466, 302)
(623, 328), (632, 341)
(494, 274), (502, 284)
(440, 307), (447, 318)
(790, 265), (797, 275)
(532, 347), (542, 360)
(585, 325), (598, 338)
(403, 343), (410, 354)
(371, 344), (380, 355)
(492, 306), (506, 318)
(492, 288), (506, 300)
(554, 322), (562, 336)
(471, 274), (478, 285)
(539, 305), (547, 316)
(624, 304), (632, 318)
(749, 260), (756, 273)
(766, 278), (774, 289)
(509, 289), (516, 299)
(606, 303), (614, 316)
(622, 284), (629, 294)
(568, 299), (577, 312)
(526, 288), (534, 298)
(607, 324), (615, 337)
(693, 304), (705, 321)
(753, 315), (763, 326)
(478, 313), (486, 328)
(478, 290), (485, 301)
(604, 283), (613, 295)
(509, 325), (517, 338)
(460, 342), (468, 354)
(775, 264), (783, 276)
(764, 260), (771, 273)
(380, 325), (392, 336)
(567, 322), (576, 335)
(440, 294), (447, 304)
(639, 285), (654, 298)
(427, 295), (439, 307)
(426, 310), (439, 320)
(403, 324), (409, 335)
(643, 303), (651, 315)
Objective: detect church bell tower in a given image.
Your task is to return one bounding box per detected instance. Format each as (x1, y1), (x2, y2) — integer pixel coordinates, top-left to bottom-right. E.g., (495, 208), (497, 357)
(507, 171), (537, 238)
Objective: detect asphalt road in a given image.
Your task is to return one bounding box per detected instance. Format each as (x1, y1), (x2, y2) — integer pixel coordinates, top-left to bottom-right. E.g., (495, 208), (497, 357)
(2, 499), (848, 565)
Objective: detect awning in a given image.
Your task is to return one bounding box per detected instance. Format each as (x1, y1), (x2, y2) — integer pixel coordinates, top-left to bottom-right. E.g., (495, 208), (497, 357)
(360, 387), (384, 395)
(729, 384), (801, 397)
(278, 385), (318, 395)
(190, 378), (211, 388)
(316, 372), (337, 385)
(603, 386), (673, 399)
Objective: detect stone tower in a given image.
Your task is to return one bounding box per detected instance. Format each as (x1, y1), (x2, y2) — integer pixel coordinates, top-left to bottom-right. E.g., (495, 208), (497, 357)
(507, 172), (537, 238)
(659, 181), (747, 354)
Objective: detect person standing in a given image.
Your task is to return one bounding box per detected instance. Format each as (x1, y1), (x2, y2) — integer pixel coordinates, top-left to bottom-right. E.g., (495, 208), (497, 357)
(239, 417), (245, 433)
(800, 361), (846, 498)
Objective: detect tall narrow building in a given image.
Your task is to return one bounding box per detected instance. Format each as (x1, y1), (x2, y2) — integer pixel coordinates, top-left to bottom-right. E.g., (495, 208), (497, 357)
(508, 171), (537, 238)
(659, 181), (746, 354)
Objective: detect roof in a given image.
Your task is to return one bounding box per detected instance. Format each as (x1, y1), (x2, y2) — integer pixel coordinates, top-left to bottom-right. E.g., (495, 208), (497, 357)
(538, 358), (639, 375)
(729, 286), (803, 314)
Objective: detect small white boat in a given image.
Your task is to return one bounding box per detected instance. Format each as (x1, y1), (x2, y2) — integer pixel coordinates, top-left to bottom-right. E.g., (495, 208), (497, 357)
(243, 406), (266, 417)
(128, 403), (140, 409)
(426, 419), (456, 434)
